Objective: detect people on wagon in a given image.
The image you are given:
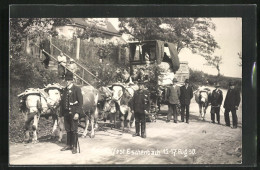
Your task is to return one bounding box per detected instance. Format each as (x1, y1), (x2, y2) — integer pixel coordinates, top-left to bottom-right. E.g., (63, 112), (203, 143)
(60, 72), (83, 154)
(136, 68), (149, 83)
(223, 81), (241, 129)
(210, 83), (223, 124)
(57, 52), (67, 79)
(179, 79), (193, 124)
(132, 80), (150, 138)
(166, 78), (180, 123)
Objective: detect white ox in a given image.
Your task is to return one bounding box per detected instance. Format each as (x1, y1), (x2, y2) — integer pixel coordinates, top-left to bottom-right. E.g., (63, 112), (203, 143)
(194, 88), (211, 120)
(109, 84), (136, 131)
(18, 85), (62, 143)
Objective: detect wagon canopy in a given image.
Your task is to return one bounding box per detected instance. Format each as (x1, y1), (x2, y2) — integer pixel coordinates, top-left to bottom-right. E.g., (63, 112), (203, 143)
(129, 40), (180, 72)
(156, 40), (180, 72)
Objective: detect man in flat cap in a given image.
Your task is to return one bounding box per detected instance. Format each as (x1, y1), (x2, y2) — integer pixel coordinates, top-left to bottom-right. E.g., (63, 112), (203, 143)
(60, 72), (83, 154)
(223, 81), (241, 128)
(210, 83), (223, 124)
(166, 78), (180, 123)
(132, 80), (150, 138)
(179, 79), (193, 124)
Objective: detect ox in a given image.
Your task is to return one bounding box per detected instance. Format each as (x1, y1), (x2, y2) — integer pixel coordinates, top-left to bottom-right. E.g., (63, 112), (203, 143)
(57, 85), (121, 139)
(18, 84), (63, 143)
(58, 85), (100, 139)
(194, 89), (211, 120)
(80, 85), (100, 138)
(109, 84), (136, 131)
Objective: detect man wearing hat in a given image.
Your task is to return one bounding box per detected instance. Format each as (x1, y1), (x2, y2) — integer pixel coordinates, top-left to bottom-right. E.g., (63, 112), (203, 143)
(223, 81), (241, 128)
(132, 80), (150, 138)
(179, 79), (193, 124)
(210, 83), (223, 124)
(166, 78), (180, 123)
(60, 72), (83, 154)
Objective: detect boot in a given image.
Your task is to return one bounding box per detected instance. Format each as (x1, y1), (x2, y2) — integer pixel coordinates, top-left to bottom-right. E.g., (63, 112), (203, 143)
(141, 121), (146, 138)
(60, 132), (72, 151)
(132, 121), (140, 137)
(71, 132), (78, 154)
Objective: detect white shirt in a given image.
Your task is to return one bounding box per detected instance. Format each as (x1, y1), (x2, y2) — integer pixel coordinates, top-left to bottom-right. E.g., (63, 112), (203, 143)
(57, 55), (67, 66)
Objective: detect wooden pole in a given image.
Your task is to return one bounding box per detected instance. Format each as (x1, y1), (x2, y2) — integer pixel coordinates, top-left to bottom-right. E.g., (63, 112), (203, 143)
(49, 36), (53, 56)
(82, 69), (84, 85)
(118, 45), (121, 63)
(26, 36), (31, 54)
(76, 38), (80, 60)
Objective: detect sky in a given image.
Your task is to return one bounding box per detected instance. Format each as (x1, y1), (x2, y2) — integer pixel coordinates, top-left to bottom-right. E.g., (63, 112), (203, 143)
(108, 18), (242, 78)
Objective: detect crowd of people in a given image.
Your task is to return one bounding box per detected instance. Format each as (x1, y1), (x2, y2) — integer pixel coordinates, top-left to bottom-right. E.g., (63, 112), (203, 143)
(57, 67), (240, 154)
(166, 78), (241, 129)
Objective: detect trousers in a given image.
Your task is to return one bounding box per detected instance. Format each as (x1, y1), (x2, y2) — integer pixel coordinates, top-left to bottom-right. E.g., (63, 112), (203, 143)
(64, 114), (78, 133)
(134, 112), (146, 135)
(224, 108), (237, 127)
(64, 113), (78, 148)
(181, 104), (190, 122)
(167, 104), (178, 122)
(211, 106), (220, 122)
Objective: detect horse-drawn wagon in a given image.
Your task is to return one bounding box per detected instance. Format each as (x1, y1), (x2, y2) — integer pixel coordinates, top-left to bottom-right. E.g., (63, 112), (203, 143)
(128, 40), (189, 120)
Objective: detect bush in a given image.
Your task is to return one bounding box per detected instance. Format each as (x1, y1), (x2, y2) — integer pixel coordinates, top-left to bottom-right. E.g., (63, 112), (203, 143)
(189, 69), (242, 91)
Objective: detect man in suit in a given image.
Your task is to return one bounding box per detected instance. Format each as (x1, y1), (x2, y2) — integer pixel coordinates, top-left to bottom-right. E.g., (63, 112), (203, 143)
(210, 83), (223, 124)
(132, 80), (150, 138)
(180, 79), (193, 124)
(223, 81), (241, 129)
(166, 78), (180, 123)
(40, 37), (51, 68)
(60, 72), (83, 154)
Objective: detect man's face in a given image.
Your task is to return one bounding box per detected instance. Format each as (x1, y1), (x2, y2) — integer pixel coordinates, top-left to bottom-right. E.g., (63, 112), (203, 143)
(66, 80), (73, 86)
(229, 85), (235, 89)
(185, 82), (189, 86)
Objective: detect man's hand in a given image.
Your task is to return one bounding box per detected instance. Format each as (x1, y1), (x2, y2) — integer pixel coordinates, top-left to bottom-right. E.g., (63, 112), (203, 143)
(144, 110), (149, 115)
(73, 113), (79, 120)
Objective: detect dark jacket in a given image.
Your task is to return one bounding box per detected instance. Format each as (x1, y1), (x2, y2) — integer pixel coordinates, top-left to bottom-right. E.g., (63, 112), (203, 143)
(167, 85), (180, 104)
(133, 89), (150, 114)
(224, 89), (240, 109)
(40, 39), (50, 53)
(179, 85), (193, 105)
(210, 89), (223, 106)
(61, 84), (83, 116)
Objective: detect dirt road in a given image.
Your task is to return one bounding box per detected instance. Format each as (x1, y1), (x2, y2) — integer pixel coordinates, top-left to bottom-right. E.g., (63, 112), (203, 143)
(9, 88), (242, 165)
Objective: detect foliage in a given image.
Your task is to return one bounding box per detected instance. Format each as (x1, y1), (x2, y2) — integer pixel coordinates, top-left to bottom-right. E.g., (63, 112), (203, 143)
(119, 18), (163, 41)
(118, 18), (220, 58)
(9, 52), (60, 143)
(52, 37), (127, 87)
(189, 69), (242, 91)
(10, 18), (70, 57)
(204, 55), (223, 76)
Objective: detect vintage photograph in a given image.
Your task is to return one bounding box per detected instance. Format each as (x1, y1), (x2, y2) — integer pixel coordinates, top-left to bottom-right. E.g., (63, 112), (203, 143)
(9, 17), (242, 165)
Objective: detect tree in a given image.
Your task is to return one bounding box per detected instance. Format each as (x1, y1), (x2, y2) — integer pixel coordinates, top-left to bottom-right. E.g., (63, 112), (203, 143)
(10, 18), (71, 57)
(119, 18), (163, 41)
(204, 55), (223, 77)
(118, 18), (220, 58)
(238, 52), (242, 66)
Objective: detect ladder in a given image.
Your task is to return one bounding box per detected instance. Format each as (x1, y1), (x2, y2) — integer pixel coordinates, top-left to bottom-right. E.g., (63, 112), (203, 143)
(34, 43), (100, 87)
